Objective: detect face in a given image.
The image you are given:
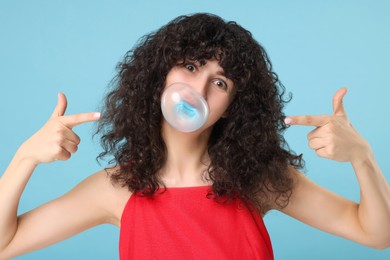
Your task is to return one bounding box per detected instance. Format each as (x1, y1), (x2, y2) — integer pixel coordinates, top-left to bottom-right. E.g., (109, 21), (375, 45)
(164, 59), (235, 132)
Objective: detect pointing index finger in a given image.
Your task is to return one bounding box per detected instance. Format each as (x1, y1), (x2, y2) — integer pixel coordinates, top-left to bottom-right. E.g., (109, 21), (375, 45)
(285, 115), (331, 127)
(60, 112), (101, 128)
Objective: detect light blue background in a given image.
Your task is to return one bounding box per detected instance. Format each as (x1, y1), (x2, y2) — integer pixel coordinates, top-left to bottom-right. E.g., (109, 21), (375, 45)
(0, 0), (389, 259)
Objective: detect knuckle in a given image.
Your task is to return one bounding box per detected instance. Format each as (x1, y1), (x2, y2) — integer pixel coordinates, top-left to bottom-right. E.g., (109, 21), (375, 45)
(55, 126), (65, 135)
(61, 151), (71, 160)
(75, 135), (81, 145)
(302, 115), (311, 124)
(307, 131), (314, 140)
(73, 114), (82, 123)
(71, 145), (78, 154)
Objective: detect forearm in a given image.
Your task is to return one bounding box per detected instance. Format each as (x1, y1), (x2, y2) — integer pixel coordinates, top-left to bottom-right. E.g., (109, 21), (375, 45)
(353, 148), (390, 248)
(0, 145), (37, 251)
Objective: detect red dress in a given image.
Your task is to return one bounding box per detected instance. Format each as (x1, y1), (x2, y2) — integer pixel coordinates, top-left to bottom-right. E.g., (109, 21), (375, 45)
(119, 186), (273, 260)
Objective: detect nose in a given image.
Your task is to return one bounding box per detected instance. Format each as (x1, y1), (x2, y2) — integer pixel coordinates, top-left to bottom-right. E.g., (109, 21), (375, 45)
(190, 77), (208, 100)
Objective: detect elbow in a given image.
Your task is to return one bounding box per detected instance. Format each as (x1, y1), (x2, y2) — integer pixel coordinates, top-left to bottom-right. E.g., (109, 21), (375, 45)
(0, 241), (10, 259)
(0, 247), (13, 260)
(371, 241), (390, 250)
(0, 246), (5, 260)
(0, 247), (8, 260)
(0, 243), (13, 260)
(365, 238), (390, 250)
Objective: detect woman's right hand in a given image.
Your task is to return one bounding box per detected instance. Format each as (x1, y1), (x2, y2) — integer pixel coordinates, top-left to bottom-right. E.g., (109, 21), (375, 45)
(19, 93), (101, 165)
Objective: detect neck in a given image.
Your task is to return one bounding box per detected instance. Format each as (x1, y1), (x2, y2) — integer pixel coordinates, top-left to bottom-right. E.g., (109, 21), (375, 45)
(160, 122), (213, 187)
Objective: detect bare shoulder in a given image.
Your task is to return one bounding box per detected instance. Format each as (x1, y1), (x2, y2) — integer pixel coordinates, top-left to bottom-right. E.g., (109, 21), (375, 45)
(73, 166), (132, 226)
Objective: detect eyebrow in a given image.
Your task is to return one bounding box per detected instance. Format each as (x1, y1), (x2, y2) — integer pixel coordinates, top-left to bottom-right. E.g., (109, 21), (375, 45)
(216, 70), (226, 77)
(216, 70), (234, 89)
(216, 70), (233, 85)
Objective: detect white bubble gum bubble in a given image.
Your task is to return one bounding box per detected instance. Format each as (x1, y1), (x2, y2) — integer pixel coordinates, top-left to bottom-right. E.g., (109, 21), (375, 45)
(161, 83), (209, 132)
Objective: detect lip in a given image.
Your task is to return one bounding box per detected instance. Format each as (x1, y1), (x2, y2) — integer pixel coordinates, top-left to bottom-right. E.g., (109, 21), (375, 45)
(183, 99), (195, 107)
(176, 100), (197, 117)
(181, 93), (197, 107)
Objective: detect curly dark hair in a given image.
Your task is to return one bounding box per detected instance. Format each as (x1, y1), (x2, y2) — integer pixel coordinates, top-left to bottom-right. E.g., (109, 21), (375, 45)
(96, 13), (304, 214)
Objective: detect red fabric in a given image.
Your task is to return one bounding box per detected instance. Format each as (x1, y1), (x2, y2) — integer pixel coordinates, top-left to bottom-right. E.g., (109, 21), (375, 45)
(119, 186), (273, 260)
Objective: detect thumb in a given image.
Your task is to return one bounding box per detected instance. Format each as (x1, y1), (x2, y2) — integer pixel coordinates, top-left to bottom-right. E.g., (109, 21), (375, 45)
(332, 88), (348, 116)
(50, 93), (68, 118)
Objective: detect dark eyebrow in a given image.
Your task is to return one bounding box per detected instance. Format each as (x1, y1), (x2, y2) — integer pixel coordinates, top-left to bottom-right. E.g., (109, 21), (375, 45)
(216, 69), (231, 82)
(216, 70), (234, 88)
(216, 70), (226, 77)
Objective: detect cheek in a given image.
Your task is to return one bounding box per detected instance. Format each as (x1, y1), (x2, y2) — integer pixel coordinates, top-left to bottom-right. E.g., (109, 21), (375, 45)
(207, 95), (230, 117)
(165, 69), (186, 87)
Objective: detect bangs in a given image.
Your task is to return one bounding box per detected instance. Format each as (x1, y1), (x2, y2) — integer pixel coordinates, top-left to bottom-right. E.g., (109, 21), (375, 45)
(157, 14), (258, 92)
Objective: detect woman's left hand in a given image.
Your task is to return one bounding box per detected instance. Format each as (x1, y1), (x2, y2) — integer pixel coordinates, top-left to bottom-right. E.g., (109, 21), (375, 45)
(284, 88), (371, 164)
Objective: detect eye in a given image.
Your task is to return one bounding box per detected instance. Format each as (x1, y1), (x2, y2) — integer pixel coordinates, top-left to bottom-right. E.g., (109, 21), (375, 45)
(185, 64), (196, 72)
(213, 79), (228, 90)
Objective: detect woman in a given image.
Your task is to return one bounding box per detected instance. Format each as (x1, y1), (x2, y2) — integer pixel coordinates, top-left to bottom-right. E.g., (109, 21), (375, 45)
(0, 13), (389, 259)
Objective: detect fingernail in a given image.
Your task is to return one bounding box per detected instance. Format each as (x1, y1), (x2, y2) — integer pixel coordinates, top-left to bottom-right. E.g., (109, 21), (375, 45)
(284, 117), (293, 125)
(93, 112), (101, 119)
